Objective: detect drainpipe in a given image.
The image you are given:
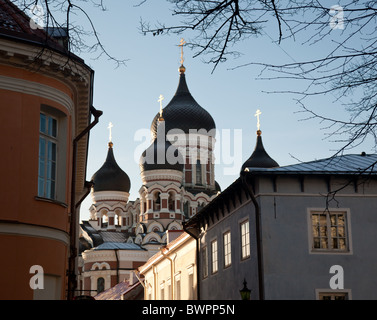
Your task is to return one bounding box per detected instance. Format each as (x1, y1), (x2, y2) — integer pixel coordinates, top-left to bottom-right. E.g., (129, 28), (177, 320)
(153, 265), (158, 300)
(133, 270), (145, 289)
(183, 226), (200, 300)
(67, 105), (103, 300)
(241, 172), (264, 300)
(160, 247), (176, 300)
(114, 249), (120, 284)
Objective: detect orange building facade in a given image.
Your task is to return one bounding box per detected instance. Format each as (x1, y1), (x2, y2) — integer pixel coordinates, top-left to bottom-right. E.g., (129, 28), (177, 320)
(0, 0), (99, 299)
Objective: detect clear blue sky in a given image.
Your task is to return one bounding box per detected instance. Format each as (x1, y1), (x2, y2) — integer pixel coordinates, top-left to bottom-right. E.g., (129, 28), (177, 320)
(69, 1), (374, 222)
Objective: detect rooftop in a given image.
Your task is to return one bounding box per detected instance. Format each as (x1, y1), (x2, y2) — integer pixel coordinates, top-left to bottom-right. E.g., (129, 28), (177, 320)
(245, 153), (377, 175)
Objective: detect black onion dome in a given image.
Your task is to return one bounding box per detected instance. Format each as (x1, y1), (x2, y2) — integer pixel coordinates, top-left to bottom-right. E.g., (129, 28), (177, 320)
(140, 122), (184, 173)
(151, 70), (216, 137)
(241, 131), (279, 171)
(91, 144), (131, 193)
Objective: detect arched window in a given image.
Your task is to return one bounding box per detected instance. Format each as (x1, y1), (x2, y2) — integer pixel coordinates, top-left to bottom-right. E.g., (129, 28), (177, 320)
(97, 277), (105, 294)
(168, 192), (175, 211)
(101, 213), (108, 228)
(183, 201), (189, 218)
(154, 192), (161, 211)
(196, 160), (202, 185)
(198, 201), (205, 212)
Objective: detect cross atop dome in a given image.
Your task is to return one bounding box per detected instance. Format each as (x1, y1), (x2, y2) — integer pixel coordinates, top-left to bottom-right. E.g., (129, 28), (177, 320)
(158, 94), (164, 121)
(255, 109), (262, 134)
(178, 38), (186, 74)
(107, 122), (114, 148)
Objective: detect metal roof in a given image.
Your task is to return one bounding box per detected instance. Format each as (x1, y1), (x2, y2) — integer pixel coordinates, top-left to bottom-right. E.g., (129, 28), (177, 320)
(245, 153), (377, 175)
(92, 242), (145, 251)
(150, 72), (216, 137)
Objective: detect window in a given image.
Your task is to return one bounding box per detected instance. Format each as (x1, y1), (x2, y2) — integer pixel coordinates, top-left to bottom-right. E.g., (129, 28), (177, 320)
(160, 282), (165, 300)
(167, 279), (172, 300)
(310, 210), (349, 252)
(183, 201), (189, 217)
(202, 246), (208, 278)
(37, 106), (67, 203)
(168, 192), (175, 211)
(97, 277), (105, 294)
(154, 192), (161, 211)
(188, 273), (194, 299)
(196, 160), (202, 185)
(211, 239), (218, 274)
(33, 274), (61, 300)
(38, 112), (57, 199)
(223, 231), (232, 268)
(318, 292), (349, 300)
(175, 275), (181, 300)
(240, 220), (250, 260)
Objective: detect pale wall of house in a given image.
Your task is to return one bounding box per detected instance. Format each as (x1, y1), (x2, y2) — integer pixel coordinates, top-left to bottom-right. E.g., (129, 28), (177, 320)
(143, 236), (197, 300)
(199, 175), (377, 300)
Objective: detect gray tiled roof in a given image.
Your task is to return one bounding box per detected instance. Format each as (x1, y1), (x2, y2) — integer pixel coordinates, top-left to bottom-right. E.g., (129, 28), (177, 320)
(245, 153), (377, 175)
(93, 242), (145, 251)
(99, 231), (128, 243)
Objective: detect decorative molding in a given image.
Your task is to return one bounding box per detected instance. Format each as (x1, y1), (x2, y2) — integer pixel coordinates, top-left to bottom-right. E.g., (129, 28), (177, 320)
(91, 190), (130, 203)
(0, 222), (69, 246)
(0, 75), (74, 114)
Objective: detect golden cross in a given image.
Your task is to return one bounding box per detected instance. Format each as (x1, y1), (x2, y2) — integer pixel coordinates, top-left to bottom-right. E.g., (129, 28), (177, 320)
(107, 122), (113, 142)
(158, 94), (164, 118)
(179, 38), (186, 65)
(254, 109), (262, 131)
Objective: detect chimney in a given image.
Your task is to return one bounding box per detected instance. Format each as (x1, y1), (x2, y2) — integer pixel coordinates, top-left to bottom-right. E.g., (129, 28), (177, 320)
(166, 230), (184, 244)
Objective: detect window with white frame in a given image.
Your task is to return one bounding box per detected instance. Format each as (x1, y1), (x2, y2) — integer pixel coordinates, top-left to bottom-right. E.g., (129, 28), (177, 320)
(38, 112), (57, 199)
(223, 231), (232, 268)
(211, 239), (218, 274)
(240, 220), (250, 260)
(310, 210), (349, 252)
(175, 273), (181, 300)
(167, 279), (172, 300)
(38, 106), (67, 203)
(318, 292), (349, 300)
(187, 265), (195, 299)
(160, 281), (165, 300)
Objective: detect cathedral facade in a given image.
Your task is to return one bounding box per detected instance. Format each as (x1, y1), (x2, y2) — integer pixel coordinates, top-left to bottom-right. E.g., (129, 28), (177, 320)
(78, 63), (220, 296)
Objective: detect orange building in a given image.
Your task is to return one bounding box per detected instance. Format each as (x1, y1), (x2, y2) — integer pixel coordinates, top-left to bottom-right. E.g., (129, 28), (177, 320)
(0, 0), (101, 299)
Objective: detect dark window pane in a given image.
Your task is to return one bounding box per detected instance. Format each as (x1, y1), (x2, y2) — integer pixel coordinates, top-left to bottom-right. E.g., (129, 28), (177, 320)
(39, 138), (46, 158)
(38, 178), (44, 197)
(40, 114), (46, 133)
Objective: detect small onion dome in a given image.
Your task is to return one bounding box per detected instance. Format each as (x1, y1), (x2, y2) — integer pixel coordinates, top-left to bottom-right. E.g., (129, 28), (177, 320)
(91, 143), (131, 193)
(140, 121), (184, 173)
(150, 68), (216, 138)
(241, 130), (279, 171)
(215, 181), (221, 192)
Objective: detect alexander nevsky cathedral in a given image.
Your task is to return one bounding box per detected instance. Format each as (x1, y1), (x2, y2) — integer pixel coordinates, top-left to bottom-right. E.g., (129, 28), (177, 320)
(77, 45), (222, 295)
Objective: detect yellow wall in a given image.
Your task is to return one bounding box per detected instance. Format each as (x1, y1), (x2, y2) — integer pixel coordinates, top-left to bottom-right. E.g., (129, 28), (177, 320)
(141, 234), (197, 300)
